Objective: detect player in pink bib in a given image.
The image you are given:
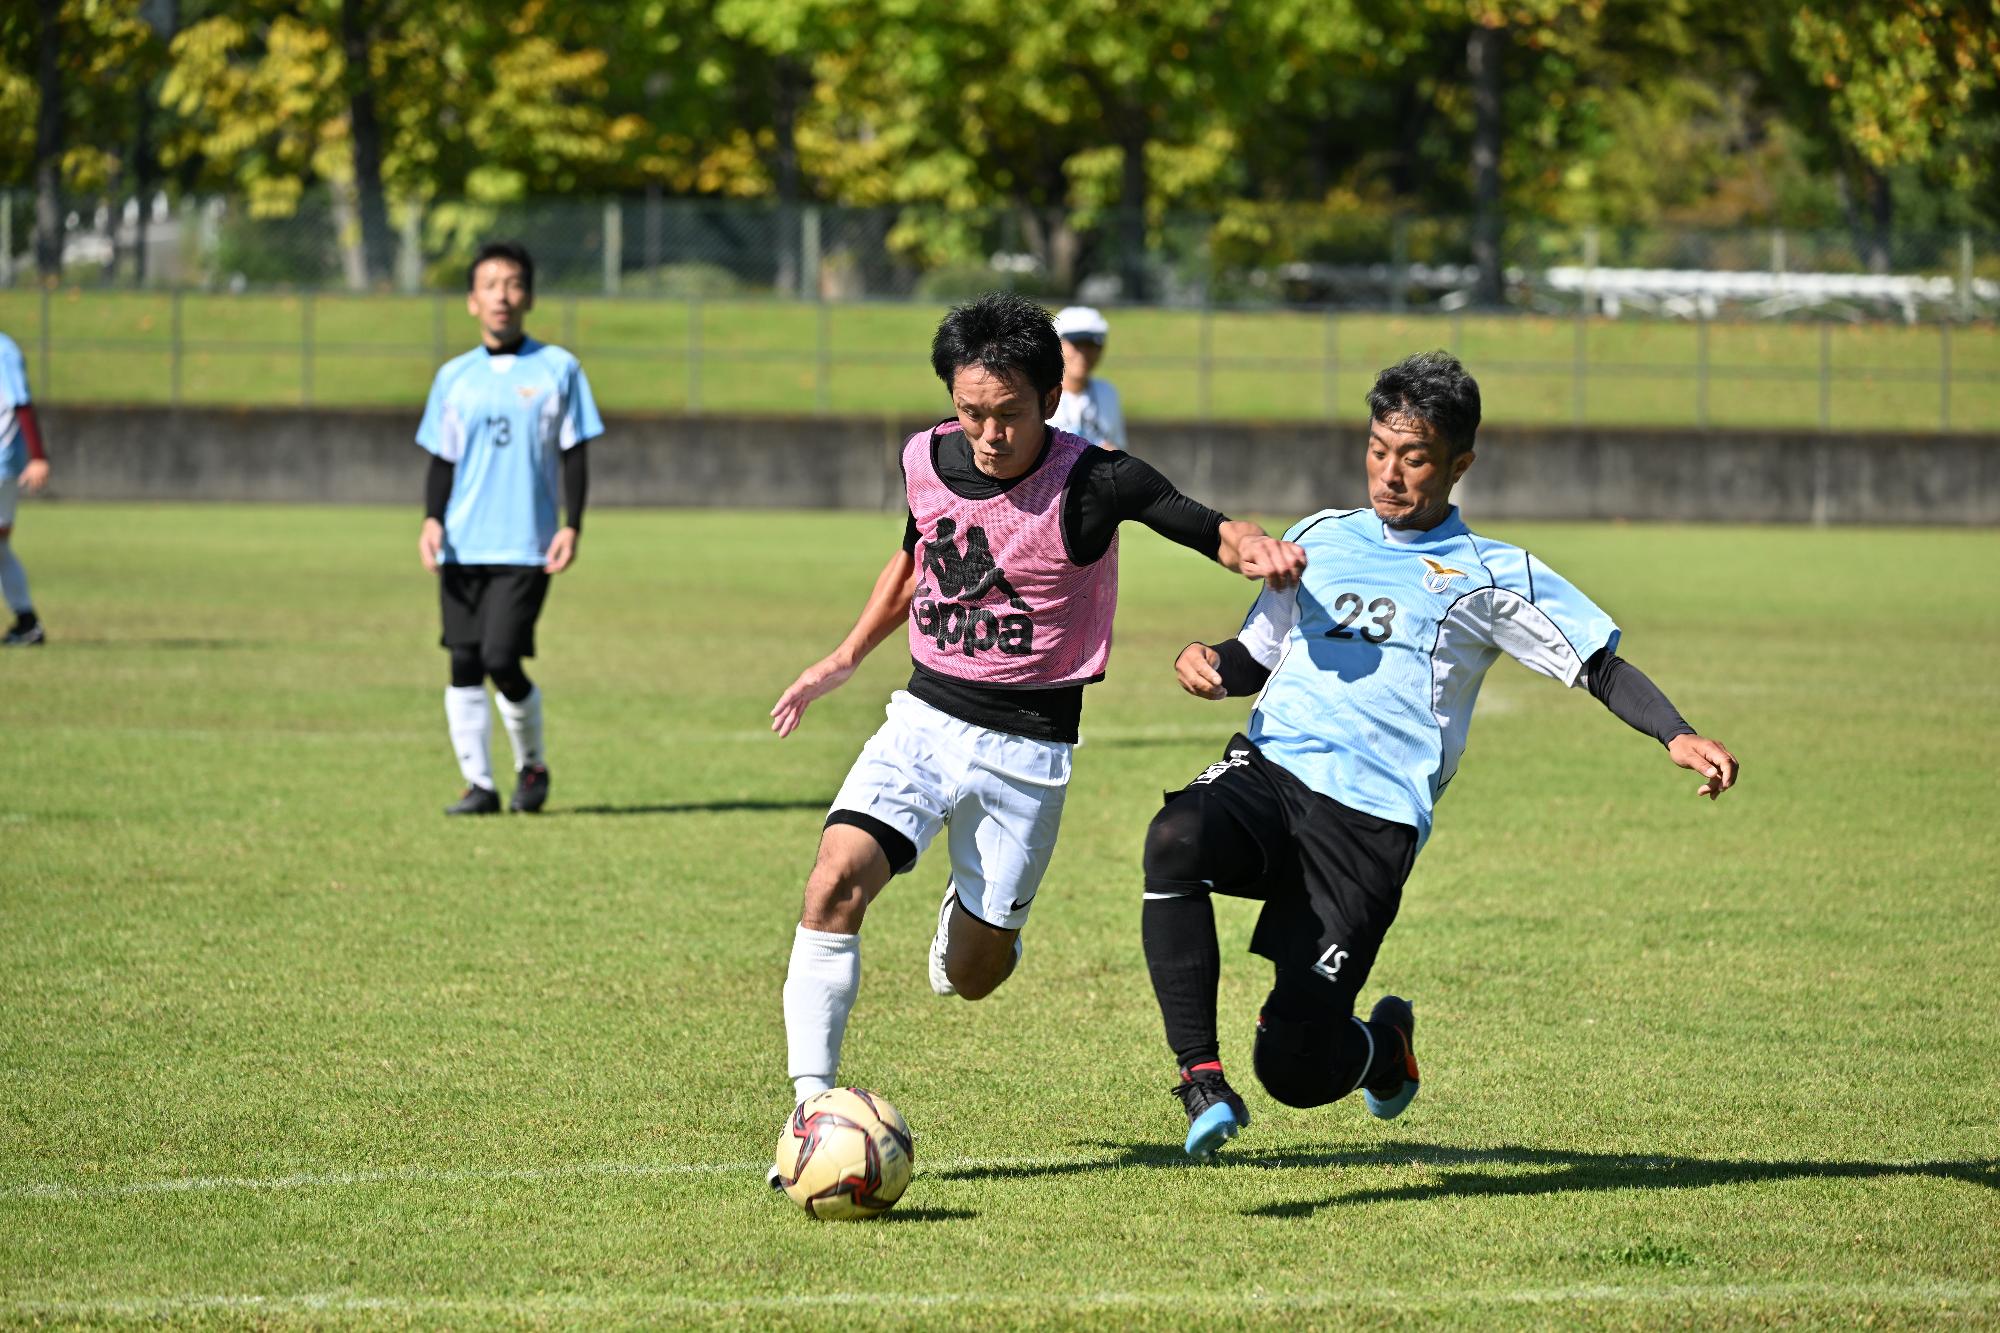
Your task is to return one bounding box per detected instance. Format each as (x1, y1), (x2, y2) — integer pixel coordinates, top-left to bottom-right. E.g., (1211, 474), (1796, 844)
(766, 292), (1307, 1120)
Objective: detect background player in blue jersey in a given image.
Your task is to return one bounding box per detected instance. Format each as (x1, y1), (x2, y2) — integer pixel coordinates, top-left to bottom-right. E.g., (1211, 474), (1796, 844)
(1142, 350), (1740, 1157)
(417, 241), (603, 815)
(0, 331), (51, 646)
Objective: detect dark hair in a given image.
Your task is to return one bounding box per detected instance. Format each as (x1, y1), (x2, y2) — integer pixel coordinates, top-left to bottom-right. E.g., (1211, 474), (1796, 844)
(467, 240), (535, 294)
(1366, 350), (1481, 457)
(930, 292), (1064, 401)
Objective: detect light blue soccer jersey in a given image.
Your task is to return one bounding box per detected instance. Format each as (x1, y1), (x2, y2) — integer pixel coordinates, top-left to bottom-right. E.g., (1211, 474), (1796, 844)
(416, 338), (602, 566)
(0, 333), (33, 480)
(1237, 506), (1620, 847)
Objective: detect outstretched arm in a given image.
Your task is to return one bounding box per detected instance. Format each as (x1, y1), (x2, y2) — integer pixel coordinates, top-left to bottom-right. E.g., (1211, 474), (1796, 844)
(1088, 452), (1305, 591)
(1175, 639), (1274, 700)
(1666, 733), (1739, 800)
(1580, 647), (1739, 800)
(770, 547), (917, 738)
(1215, 520), (1306, 591)
(1173, 583), (1298, 701)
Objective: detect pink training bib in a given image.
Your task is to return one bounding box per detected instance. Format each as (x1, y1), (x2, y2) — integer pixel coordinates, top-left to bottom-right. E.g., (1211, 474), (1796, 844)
(904, 421), (1119, 687)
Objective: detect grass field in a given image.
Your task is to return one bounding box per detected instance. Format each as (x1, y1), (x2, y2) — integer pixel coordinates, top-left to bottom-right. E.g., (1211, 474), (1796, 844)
(1, 287), (1995, 432)
(3, 503), (1998, 1328)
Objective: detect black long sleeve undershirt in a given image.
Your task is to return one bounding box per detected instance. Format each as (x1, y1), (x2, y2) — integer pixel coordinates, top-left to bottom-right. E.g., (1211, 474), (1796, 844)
(899, 427), (1224, 563)
(1204, 640), (1693, 747)
(423, 443), (589, 533)
(1211, 638), (1272, 696)
(562, 442), (589, 534)
(1579, 647), (1693, 746)
(424, 454), (453, 522)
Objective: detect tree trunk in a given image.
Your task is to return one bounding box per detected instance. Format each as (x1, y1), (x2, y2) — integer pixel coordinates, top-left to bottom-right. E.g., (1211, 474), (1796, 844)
(133, 0), (180, 287)
(340, 0), (394, 286)
(1865, 165), (1891, 275)
(130, 82), (155, 286)
(1118, 127), (1149, 302)
(331, 179), (369, 290)
(1021, 208), (1082, 294)
(1391, 77), (1433, 200)
(33, 0), (64, 278)
(1468, 22), (1506, 307)
(771, 55), (805, 298)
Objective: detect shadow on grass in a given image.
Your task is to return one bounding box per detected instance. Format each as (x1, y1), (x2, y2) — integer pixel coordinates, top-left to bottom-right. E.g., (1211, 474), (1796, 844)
(56, 638), (265, 650)
(873, 1206), (978, 1223)
(934, 1140), (2000, 1217)
(1082, 735), (1215, 752)
(557, 799), (832, 817)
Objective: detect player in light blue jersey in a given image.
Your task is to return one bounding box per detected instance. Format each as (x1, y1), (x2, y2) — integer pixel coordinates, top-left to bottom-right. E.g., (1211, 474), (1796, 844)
(1142, 351), (1739, 1158)
(0, 331), (51, 646)
(417, 241), (603, 815)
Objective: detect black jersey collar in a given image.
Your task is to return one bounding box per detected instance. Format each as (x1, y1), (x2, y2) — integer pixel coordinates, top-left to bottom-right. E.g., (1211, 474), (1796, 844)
(928, 418), (1056, 498)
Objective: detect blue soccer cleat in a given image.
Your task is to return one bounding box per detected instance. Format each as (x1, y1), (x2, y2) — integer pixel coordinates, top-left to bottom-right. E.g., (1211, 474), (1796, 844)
(1173, 1064), (1250, 1158)
(1362, 995), (1420, 1120)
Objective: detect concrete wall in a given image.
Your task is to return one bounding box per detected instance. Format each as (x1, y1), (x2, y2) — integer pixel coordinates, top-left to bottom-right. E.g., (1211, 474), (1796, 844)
(40, 405), (2000, 525)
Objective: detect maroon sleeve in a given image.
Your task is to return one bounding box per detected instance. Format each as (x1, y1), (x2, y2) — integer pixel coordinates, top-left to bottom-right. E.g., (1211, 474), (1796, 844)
(17, 402), (46, 462)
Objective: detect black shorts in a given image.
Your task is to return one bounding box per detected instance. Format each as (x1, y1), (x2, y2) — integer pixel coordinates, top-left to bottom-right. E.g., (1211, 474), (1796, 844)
(439, 564), (550, 659)
(1157, 733), (1418, 1016)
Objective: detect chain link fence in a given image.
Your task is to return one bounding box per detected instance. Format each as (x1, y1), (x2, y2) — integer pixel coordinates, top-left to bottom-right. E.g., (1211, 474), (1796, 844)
(6, 190), (1996, 318)
(0, 191), (1993, 432)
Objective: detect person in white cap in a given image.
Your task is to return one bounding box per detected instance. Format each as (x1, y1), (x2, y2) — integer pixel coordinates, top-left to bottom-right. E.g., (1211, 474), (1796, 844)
(1050, 306), (1127, 451)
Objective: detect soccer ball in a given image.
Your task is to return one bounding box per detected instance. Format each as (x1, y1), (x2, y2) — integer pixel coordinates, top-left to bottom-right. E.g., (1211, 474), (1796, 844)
(772, 1087), (914, 1220)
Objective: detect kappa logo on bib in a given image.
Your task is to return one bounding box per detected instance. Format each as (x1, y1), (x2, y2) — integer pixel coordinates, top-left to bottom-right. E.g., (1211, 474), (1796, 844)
(913, 517), (1035, 657)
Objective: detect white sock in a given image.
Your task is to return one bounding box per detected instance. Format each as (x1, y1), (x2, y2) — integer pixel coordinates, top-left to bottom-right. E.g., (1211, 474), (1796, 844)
(784, 925), (860, 1104)
(494, 685), (544, 771)
(0, 542), (30, 615)
(444, 685), (494, 791)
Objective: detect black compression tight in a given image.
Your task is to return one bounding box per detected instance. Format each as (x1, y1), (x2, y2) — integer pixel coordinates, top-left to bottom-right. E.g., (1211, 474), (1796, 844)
(448, 645), (534, 702)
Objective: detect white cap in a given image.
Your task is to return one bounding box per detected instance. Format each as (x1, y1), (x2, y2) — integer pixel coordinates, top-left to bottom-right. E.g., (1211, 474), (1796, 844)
(1053, 306), (1110, 341)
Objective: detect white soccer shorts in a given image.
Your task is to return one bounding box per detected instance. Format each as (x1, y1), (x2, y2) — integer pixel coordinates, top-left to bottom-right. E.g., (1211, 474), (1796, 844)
(829, 690), (1071, 931)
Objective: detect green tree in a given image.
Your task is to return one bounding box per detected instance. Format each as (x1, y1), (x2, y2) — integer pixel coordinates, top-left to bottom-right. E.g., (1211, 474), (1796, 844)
(160, 0), (645, 285)
(1778, 0), (1998, 259)
(762, 0), (1279, 297)
(0, 0), (161, 276)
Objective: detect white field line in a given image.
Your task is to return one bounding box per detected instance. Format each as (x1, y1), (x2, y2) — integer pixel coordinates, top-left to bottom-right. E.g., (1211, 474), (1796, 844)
(6, 1280), (1998, 1320)
(0, 1154), (1074, 1203)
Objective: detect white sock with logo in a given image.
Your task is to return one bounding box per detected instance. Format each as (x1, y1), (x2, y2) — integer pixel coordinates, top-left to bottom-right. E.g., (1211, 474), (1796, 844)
(784, 925), (860, 1104)
(494, 685), (544, 772)
(444, 686), (494, 792)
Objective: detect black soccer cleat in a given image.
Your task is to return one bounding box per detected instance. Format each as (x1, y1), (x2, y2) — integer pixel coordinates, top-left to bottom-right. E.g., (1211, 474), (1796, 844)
(1362, 995), (1420, 1120)
(2, 616), (44, 647)
(510, 764), (550, 814)
(1172, 1064), (1250, 1159)
(444, 784), (502, 816)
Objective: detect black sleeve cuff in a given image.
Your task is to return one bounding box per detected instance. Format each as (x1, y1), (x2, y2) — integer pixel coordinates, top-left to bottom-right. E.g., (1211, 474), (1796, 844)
(1212, 639), (1272, 697)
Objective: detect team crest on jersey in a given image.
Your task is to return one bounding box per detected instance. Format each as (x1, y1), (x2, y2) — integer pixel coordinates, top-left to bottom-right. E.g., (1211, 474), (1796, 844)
(515, 384), (538, 400)
(1419, 555), (1468, 594)
(912, 518), (1034, 657)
